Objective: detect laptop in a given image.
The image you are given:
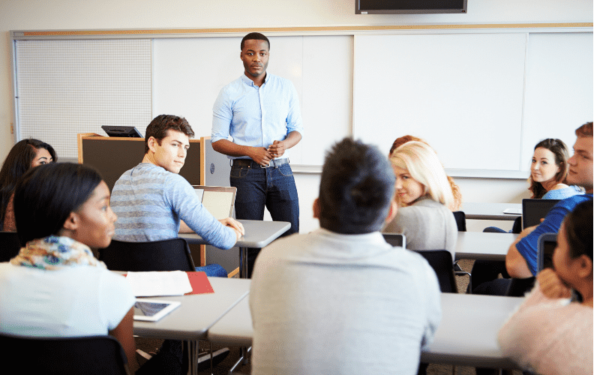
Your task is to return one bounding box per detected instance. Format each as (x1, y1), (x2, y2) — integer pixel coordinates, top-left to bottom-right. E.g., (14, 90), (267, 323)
(537, 233), (557, 273)
(522, 199), (560, 230)
(192, 186), (236, 220)
(382, 233), (406, 248)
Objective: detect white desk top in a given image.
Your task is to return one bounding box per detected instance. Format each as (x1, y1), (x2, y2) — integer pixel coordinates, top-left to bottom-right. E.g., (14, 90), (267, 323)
(134, 277), (251, 341)
(179, 219), (290, 248)
(462, 202), (522, 221)
(208, 293), (524, 369)
(455, 232), (518, 261)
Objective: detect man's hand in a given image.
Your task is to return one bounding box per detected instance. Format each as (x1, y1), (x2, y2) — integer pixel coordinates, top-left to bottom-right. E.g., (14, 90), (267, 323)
(268, 140), (287, 158)
(538, 268), (571, 299)
(219, 218), (245, 240)
(249, 147), (272, 166)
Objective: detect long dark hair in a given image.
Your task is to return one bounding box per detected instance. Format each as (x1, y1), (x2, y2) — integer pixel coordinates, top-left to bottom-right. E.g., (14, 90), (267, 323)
(0, 139), (57, 227)
(563, 200), (593, 261)
(14, 163), (101, 245)
(528, 138), (569, 199)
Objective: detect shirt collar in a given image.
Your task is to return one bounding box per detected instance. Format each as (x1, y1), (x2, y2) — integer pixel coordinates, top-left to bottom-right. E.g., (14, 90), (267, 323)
(241, 72), (270, 87)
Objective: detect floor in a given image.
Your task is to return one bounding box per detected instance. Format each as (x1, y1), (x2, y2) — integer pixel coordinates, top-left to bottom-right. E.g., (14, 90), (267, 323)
(135, 259), (523, 375)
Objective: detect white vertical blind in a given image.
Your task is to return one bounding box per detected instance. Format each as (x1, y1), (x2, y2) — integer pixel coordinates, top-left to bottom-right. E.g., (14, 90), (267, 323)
(16, 39), (151, 159)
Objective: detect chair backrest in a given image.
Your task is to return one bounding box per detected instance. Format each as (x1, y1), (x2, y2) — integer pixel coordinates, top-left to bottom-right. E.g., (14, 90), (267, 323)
(0, 231), (21, 263)
(522, 198), (560, 229)
(537, 232), (558, 274)
(511, 216), (523, 234)
(505, 276), (536, 297)
(411, 250), (458, 293)
(0, 334), (129, 375)
(452, 211), (466, 232)
(99, 238), (195, 272)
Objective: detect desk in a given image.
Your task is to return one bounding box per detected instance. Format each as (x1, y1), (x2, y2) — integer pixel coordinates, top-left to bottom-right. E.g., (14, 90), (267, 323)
(455, 232), (518, 261)
(134, 277), (251, 375)
(180, 219), (291, 278)
(462, 202), (521, 221)
(207, 294), (524, 370)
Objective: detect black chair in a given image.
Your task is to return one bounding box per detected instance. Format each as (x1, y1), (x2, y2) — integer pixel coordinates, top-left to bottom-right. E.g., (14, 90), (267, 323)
(99, 238), (195, 272)
(412, 250), (458, 293)
(0, 334), (129, 375)
(0, 231), (21, 263)
(452, 211), (467, 232)
(505, 276), (536, 297)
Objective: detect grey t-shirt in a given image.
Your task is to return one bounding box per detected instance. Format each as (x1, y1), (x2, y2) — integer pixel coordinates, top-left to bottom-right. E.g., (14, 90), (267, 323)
(384, 197), (458, 258)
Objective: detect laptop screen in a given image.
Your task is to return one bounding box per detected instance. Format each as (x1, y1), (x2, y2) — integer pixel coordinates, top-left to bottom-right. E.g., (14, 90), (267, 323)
(537, 233), (557, 273)
(522, 199), (560, 229)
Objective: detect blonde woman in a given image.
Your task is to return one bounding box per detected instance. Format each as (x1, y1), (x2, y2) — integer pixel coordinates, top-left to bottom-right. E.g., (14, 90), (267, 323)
(384, 141), (458, 257)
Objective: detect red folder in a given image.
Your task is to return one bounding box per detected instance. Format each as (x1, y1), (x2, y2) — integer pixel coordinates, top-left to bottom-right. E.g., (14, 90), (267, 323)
(186, 271), (215, 295)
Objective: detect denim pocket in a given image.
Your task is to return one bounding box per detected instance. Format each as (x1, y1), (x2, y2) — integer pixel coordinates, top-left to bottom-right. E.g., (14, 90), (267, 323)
(276, 164), (293, 177)
(230, 166), (249, 179)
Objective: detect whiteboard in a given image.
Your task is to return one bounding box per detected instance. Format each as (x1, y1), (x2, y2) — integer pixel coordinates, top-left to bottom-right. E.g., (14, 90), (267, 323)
(354, 33), (528, 172)
(153, 36), (352, 166)
(519, 33), (593, 170)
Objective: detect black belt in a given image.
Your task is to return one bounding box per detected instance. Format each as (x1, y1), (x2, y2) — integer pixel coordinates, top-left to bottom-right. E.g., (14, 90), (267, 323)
(231, 158), (290, 169)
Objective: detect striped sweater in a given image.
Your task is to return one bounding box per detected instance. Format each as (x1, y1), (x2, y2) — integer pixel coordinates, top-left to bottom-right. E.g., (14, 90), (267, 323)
(111, 163), (236, 249)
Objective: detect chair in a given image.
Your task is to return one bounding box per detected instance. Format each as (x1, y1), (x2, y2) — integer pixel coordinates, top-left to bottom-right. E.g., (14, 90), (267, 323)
(505, 277), (536, 297)
(452, 211), (466, 232)
(0, 334), (129, 375)
(412, 250), (458, 293)
(0, 231), (21, 263)
(98, 238), (195, 272)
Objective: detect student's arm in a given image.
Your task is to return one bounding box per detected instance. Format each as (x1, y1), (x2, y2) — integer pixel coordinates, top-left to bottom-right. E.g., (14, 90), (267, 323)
(109, 307), (138, 374)
(505, 226), (536, 278)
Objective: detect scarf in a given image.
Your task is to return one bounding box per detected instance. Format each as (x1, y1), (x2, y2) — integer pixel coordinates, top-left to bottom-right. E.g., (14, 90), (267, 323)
(10, 235), (106, 270)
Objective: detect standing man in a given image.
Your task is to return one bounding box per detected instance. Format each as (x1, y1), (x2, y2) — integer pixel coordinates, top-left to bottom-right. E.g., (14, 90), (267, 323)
(212, 32), (303, 276)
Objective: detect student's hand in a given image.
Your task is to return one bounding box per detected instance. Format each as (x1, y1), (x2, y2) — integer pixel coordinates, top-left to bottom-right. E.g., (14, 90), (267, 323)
(249, 147), (272, 166)
(268, 140), (286, 158)
(538, 268), (571, 299)
(219, 218), (245, 240)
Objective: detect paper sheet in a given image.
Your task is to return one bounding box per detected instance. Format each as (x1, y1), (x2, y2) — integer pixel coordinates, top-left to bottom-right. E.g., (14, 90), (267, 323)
(126, 271), (193, 297)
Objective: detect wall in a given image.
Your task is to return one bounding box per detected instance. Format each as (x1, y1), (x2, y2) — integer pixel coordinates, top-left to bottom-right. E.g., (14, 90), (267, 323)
(0, 0), (592, 233)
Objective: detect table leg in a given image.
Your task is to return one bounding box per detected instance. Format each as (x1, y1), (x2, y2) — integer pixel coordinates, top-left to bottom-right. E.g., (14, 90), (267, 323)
(187, 340), (199, 375)
(239, 247), (249, 279)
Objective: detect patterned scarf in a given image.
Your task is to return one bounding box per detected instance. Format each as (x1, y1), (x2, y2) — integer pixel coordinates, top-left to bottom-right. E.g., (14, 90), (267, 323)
(10, 235), (106, 270)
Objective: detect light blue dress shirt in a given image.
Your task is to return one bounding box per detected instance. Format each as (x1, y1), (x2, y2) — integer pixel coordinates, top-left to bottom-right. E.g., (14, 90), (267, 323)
(212, 73), (303, 160)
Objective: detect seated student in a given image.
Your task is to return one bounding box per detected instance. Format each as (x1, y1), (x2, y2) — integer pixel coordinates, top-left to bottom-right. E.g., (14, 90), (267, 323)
(250, 138), (442, 375)
(384, 141), (458, 257)
(0, 139), (56, 231)
(475, 122), (593, 295)
(528, 138), (583, 199)
(389, 135), (462, 211)
(110, 114), (244, 276)
(498, 200), (593, 375)
(0, 163), (137, 374)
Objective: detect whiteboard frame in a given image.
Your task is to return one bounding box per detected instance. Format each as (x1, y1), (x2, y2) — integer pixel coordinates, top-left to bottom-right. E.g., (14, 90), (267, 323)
(10, 23), (592, 178)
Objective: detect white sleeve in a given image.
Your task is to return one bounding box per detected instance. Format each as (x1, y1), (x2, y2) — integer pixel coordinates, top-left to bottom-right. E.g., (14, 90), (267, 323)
(99, 271), (136, 331)
(420, 259), (442, 349)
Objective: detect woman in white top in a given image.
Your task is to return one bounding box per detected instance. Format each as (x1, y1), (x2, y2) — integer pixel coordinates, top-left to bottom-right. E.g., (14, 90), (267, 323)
(383, 141), (458, 257)
(498, 200), (593, 375)
(0, 163), (136, 373)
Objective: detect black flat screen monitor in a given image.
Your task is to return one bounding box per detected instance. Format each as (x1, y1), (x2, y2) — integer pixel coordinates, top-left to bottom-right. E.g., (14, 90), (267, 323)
(356, 0), (467, 14)
(102, 125), (143, 138)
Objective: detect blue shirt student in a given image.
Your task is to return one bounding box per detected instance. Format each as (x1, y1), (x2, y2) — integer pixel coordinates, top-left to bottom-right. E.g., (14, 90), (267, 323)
(212, 73), (303, 160)
(516, 193), (593, 275)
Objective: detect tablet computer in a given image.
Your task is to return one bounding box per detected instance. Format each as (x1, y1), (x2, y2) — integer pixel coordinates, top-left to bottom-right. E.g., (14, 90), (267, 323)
(537, 233), (557, 274)
(382, 233), (406, 248)
(133, 299), (181, 322)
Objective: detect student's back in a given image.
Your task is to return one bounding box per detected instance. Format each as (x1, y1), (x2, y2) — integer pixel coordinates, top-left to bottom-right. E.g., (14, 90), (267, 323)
(250, 229), (440, 375)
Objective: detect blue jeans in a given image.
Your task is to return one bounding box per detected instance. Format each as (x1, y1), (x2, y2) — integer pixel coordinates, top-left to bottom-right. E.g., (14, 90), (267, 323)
(195, 263), (227, 277)
(230, 161), (299, 276)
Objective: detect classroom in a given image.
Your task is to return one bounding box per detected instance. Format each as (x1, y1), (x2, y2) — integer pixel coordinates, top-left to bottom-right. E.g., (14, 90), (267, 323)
(0, 1), (594, 374)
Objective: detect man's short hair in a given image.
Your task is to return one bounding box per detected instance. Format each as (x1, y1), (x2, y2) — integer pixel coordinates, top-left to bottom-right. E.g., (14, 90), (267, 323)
(575, 122), (593, 138)
(241, 32), (270, 50)
(145, 115), (194, 153)
(319, 138), (396, 234)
